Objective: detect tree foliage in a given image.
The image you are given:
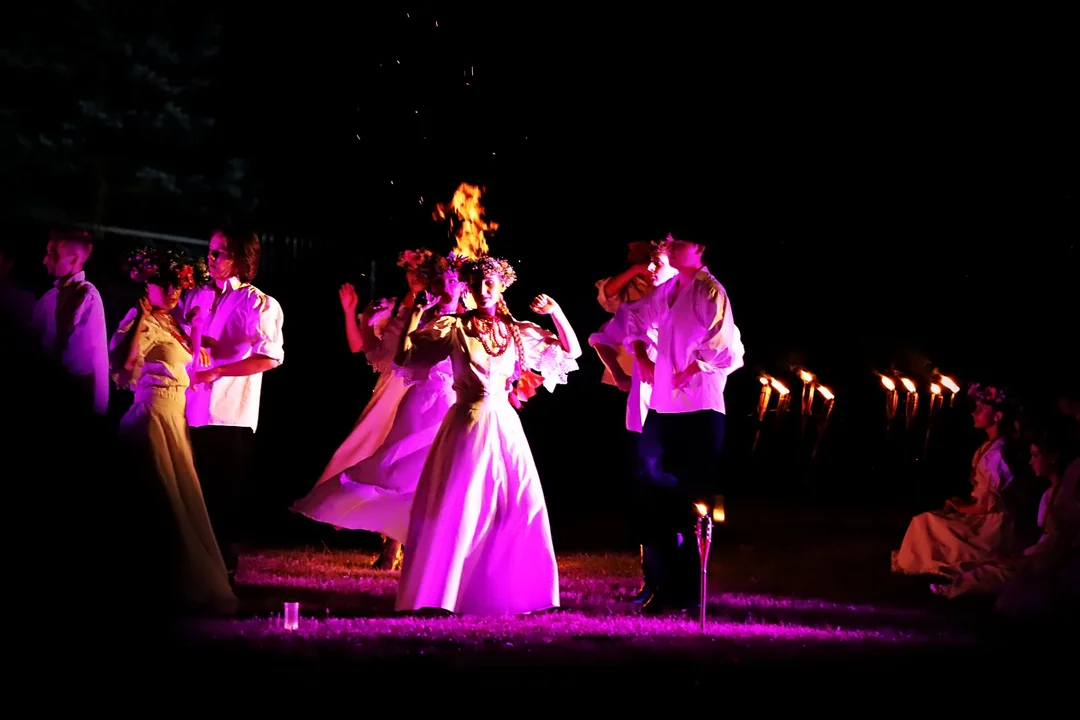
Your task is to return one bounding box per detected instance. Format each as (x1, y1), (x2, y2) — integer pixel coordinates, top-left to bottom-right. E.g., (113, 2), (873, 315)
(0, 0), (255, 225)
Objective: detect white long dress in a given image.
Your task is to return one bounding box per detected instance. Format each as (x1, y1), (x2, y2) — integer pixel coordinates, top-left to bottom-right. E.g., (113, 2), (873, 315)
(110, 310), (237, 613)
(893, 437), (1015, 576)
(292, 314), (457, 542)
(394, 314), (578, 615)
(308, 306), (411, 488)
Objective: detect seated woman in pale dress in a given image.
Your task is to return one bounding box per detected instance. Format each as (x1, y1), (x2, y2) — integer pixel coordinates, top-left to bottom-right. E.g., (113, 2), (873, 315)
(302, 248), (432, 571)
(292, 253), (466, 557)
(892, 383), (1019, 577)
(109, 248), (237, 615)
(393, 255), (581, 616)
(931, 417), (1080, 598)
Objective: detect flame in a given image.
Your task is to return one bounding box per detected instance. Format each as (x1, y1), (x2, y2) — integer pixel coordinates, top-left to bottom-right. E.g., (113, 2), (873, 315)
(817, 384), (834, 400)
(770, 378), (790, 395)
(940, 376), (960, 393)
(930, 383), (941, 395)
(432, 183), (499, 259)
(900, 377), (916, 393)
(880, 376), (896, 391)
(695, 502), (708, 517)
(713, 507), (726, 523)
(759, 375), (770, 385)
(799, 370), (814, 383)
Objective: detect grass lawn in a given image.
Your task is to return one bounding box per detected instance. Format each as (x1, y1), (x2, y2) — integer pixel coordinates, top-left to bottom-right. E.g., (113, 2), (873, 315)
(166, 503), (1039, 690)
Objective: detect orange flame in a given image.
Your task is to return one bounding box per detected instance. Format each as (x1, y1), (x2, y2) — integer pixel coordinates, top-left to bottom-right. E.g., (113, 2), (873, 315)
(799, 369), (814, 383)
(817, 384), (834, 400)
(759, 375), (771, 385)
(930, 383), (941, 395)
(900, 377), (916, 393)
(695, 503), (708, 517)
(881, 376), (896, 391)
(940, 376), (960, 393)
(432, 183), (499, 259)
(770, 378), (790, 395)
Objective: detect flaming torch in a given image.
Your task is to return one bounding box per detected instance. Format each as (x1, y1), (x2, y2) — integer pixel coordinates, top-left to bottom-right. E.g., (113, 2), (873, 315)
(940, 375), (960, 407)
(799, 369), (816, 415)
(900, 377), (919, 430)
(752, 376), (772, 454)
(924, 383), (942, 457)
(811, 384), (835, 460)
(881, 376), (898, 436)
(771, 377), (791, 424)
(433, 182), (499, 310)
(694, 502), (713, 631)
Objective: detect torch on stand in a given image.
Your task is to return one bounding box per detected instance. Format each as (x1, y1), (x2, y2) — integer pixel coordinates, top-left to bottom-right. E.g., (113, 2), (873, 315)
(694, 503), (713, 631)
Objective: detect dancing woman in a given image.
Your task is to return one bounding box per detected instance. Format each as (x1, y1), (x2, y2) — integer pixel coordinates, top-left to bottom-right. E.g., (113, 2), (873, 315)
(394, 255), (581, 616)
(292, 253), (466, 549)
(302, 248), (431, 570)
(110, 248), (237, 614)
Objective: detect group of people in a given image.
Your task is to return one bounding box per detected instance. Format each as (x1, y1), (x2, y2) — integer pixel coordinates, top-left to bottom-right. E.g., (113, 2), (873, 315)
(18, 224), (744, 618)
(292, 234), (744, 615)
(893, 382), (1080, 615)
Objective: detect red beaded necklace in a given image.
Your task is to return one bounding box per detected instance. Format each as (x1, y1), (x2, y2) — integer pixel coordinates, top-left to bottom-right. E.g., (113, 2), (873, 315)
(152, 309), (193, 355)
(472, 312), (512, 357)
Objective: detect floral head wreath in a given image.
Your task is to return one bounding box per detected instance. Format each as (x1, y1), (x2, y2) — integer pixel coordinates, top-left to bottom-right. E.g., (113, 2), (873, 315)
(125, 246), (209, 290)
(397, 248), (434, 271)
(419, 251), (466, 279)
(461, 255), (517, 289)
(967, 382), (1008, 407)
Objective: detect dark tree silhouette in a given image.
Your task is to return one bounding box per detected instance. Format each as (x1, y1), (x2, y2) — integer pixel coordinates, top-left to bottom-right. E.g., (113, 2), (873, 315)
(0, 0), (255, 227)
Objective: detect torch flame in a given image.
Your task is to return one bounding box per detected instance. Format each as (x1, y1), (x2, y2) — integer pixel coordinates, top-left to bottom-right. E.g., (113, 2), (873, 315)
(900, 377), (916, 393)
(940, 376), (960, 393)
(930, 383), (941, 395)
(770, 378), (790, 395)
(799, 370), (814, 383)
(817, 384), (834, 400)
(880, 376), (896, 391)
(759, 375), (770, 385)
(432, 182), (499, 259)
(695, 502), (708, 517)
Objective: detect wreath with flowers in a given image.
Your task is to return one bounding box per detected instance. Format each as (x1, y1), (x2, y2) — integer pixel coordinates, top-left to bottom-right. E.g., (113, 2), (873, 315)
(126, 246), (210, 290)
(967, 382), (1008, 407)
(460, 255), (517, 288)
(418, 251), (467, 279)
(397, 248), (434, 271)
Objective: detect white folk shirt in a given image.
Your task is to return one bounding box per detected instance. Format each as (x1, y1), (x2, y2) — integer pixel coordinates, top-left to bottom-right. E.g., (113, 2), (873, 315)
(594, 274), (652, 385)
(624, 266), (744, 416)
(589, 297), (659, 432)
(33, 271), (110, 415)
(176, 277), (284, 432)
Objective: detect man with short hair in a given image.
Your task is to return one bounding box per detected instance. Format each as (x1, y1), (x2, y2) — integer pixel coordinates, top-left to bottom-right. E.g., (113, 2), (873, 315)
(34, 228), (110, 416)
(623, 231), (744, 613)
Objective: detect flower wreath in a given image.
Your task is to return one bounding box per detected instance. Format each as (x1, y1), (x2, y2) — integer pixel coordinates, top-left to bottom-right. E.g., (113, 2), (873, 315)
(460, 255), (517, 289)
(967, 382), (1008, 407)
(397, 248), (434, 271)
(126, 246), (210, 290)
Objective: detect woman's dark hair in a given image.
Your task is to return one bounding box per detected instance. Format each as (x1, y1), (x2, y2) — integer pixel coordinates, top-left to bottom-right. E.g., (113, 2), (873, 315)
(1027, 415), (1080, 475)
(220, 229), (261, 283)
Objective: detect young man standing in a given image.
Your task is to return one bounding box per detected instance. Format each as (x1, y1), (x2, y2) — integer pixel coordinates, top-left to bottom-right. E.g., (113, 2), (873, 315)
(623, 232), (744, 613)
(179, 229), (285, 585)
(34, 228), (110, 417)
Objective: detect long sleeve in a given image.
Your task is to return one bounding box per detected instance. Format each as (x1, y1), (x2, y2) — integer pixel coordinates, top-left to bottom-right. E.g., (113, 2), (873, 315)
(109, 307), (147, 390)
(622, 285), (663, 347)
(595, 277), (622, 314)
(366, 307), (409, 374)
(589, 303), (630, 349)
(517, 321), (579, 392)
(688, 281), (742, 376)
(244, 293), (285, 363)
(400, 315), (457, 374)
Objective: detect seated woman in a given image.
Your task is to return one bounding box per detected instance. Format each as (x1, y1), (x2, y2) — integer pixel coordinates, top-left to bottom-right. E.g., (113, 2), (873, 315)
(932, 417), (1080, 598)
(110, 248), (237, 615)
(996, 416), (1080, 615)
(892, 383), (1019, 577)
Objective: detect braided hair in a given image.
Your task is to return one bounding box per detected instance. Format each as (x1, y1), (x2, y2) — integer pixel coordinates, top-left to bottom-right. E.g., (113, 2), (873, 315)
(495, 297), (527, 383)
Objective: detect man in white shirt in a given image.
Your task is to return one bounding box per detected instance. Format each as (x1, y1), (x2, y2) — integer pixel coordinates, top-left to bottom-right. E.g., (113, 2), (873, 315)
(33, 228), (110, 416)
(589, 242), (678, 603)
(177, 229), (285, 583)
(623, 232), (745, 613)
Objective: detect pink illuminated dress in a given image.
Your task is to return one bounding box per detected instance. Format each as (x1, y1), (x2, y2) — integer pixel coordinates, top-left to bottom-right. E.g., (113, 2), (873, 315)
(292, 308), (457, 542)
(394, 314), (578, 615)
(110, 309), (237, 613)
(304, 306), (411, 490)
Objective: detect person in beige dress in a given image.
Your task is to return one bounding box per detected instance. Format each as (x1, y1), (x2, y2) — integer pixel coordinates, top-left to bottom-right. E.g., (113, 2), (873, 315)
(110, 247), (237, 615)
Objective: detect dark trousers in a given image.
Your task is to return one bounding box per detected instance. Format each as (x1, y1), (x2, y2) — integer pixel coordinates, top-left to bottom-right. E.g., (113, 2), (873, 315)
(633, 409), (726, 599)
(190, 425), (255, 577)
